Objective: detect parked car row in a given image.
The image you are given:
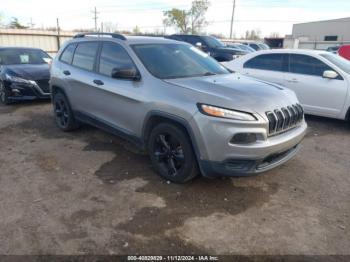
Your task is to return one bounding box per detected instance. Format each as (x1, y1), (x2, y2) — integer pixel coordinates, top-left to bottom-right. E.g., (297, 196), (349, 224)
(1, 33), (349, 183)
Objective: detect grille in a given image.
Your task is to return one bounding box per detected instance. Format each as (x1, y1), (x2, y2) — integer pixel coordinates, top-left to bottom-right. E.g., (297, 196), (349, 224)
(35, 79), (50, 93)
(266, 104), (304, 136)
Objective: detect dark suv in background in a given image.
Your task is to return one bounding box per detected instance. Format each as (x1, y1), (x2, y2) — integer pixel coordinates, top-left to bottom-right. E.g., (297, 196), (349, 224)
(166, 34), (248, 62)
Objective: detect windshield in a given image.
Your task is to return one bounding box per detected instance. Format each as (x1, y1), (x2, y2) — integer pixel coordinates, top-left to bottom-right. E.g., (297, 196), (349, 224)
(202, 36), (226, 48)
(0, 48), (51, 65)
(321, 53), (350, 74)
(132, 43), (230, 79)
(258, 43), (270, 50)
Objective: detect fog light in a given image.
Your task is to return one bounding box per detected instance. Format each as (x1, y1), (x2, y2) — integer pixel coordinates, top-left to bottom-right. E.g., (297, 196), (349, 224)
(231, 133), (257, 144)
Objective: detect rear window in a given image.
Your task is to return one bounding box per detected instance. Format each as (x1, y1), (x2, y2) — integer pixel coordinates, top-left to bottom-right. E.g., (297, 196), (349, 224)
(244, 54), (285, 71)
(60, 44), (76, 64)
(72, 42), (99, 71)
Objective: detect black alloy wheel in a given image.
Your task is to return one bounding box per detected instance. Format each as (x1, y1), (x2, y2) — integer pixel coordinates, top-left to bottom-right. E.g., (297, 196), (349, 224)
(148, 123), (198, 183)
(53, 92), (79, 131)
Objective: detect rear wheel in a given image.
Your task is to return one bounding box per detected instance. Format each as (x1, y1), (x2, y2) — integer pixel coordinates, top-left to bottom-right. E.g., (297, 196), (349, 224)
(53, 92), (79, 131)
(0, 81), (10, 105)
(148, 123), (198, 183)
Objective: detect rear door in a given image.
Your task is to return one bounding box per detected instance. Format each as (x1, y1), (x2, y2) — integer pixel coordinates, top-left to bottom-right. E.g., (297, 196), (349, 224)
(283, 54), (347, 117)
(66, 41), (101, 114)
(241, 53), (287, 85)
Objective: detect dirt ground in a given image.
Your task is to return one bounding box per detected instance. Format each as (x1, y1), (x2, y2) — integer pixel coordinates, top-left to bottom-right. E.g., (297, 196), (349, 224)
(0, 101), (349, 256)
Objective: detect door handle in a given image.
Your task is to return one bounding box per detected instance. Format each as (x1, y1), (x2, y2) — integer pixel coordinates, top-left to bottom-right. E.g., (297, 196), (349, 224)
(287, 78), (298, 83)
(63, 70), (71, 76)
(93, 79), (104, 86)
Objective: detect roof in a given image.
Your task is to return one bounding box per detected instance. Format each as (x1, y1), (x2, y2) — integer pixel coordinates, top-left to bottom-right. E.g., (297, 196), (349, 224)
(70, 35), (180, 45)
(294, 17), (350, 26)
(251, 49), (330, 55)
(0, 46), (43, 51)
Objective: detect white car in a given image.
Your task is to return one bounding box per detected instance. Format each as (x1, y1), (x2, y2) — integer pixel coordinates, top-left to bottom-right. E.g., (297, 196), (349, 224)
(224, 49), (350, 120)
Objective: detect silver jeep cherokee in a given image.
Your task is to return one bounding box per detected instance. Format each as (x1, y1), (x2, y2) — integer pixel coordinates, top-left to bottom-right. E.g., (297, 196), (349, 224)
(50, 33), (307, 183)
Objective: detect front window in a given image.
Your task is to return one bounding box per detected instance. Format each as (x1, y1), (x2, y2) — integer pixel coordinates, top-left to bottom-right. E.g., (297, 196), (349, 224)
(202, 36), (226, 48)
(321, 53), (350, 74)
(289, 54), (333, 76)
(0, 48), (51, 65)
(132, 43), (230, 79)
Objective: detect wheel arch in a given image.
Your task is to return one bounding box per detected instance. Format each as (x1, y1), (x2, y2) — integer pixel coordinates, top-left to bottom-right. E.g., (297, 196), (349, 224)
(142, 111), (202, 161)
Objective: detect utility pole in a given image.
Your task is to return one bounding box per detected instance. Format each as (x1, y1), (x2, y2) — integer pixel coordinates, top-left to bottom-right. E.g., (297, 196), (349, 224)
(28, 18), (35, 28)
(101, 22), (104, 33)
(56, 18), (61, 50)
(229, 0), (236, 39)
(92, 7), (99, 32)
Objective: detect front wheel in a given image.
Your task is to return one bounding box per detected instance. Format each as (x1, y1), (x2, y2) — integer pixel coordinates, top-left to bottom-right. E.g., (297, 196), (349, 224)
(53, 92), (79, 131)
(0, 81), (10, 105)
(148, 123), (198, 183)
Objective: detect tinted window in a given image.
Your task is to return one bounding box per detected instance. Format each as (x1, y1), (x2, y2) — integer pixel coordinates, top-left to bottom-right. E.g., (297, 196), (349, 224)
(244, 54), (285, 71)
(99, 42), (136, 77)
(60, 44), (76, 64)
(132, 43), (229, 79)
(72, 42), (98, 71)
(0, 48), (50, 65)
(289, 54), (332, 76)
(184, 36), (201, 45)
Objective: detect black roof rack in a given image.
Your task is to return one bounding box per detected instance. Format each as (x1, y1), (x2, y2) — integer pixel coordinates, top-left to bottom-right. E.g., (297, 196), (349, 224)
(73, 32), (127, 41)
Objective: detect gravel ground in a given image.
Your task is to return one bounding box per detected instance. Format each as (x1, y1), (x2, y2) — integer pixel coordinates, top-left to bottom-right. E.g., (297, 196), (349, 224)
(0, 101), (349, 256)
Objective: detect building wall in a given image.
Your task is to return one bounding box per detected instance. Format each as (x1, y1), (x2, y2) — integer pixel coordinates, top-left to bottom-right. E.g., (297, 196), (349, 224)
(0, 29), (75, 57)
(292, 18), (350, 41)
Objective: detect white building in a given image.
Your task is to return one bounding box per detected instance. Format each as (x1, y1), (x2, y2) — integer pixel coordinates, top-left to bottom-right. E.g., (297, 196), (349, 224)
(292, 17), (350, 42)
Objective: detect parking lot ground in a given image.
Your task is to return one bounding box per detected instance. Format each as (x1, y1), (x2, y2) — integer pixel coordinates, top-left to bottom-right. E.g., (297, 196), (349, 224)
(0, 101), (349, 256)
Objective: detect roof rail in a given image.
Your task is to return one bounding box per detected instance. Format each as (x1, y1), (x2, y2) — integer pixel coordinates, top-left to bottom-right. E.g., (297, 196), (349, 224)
(73, 32), (127, 41)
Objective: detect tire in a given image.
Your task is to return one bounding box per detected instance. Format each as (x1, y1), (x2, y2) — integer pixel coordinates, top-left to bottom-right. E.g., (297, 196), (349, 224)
(52, 92), (79, 131)
(148, 123), (198, 183)
(0, 81), (10, 105)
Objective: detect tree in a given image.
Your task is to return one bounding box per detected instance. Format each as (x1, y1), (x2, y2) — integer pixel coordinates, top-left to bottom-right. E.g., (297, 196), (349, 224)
(269, 32), (280, 38)
(190, 0), (210, 34)
(244, 29), (261, 40)
(163, 0), (210, 34)
(9, 17), (28, 29)
(132, 25), (141, 35)
(163, 9), (190, 34)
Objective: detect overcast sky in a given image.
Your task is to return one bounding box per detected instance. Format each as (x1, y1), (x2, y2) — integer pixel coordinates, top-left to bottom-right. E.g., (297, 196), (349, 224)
(1, 0), (350, 37)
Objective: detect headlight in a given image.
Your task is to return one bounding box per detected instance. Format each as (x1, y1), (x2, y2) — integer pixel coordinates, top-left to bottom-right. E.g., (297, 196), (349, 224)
(198, 104), (257, 121)
(5, 73), (35, 85)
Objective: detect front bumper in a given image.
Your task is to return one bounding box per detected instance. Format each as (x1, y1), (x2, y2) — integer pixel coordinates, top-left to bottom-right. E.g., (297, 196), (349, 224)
(4, 80), (51, 101)
(190, 112), (307, 177)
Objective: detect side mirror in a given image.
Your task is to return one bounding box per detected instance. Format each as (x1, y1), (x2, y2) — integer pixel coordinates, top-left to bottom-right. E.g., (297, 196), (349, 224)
(111, 67), (141, 81)
(195, 42), (202, 48)
(323, 70), (338, 79)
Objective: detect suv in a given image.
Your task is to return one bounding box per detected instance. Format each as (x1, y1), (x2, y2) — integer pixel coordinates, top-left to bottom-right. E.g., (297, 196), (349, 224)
(50, 33), (307, 183)
(166, 34), (248, 62)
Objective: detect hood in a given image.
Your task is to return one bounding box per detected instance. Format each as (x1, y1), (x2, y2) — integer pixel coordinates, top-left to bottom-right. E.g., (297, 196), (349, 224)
(164, 73), (298, 115)
(4, 64), (50, 80)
